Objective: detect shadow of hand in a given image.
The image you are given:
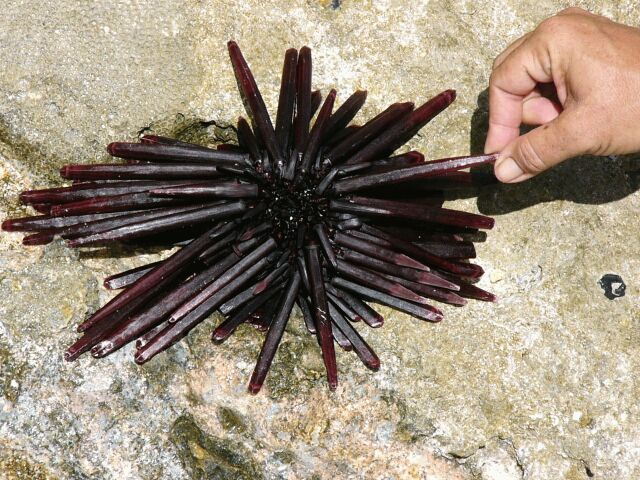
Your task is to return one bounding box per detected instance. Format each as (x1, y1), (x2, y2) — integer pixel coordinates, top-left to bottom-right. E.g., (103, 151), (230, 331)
(469, 89), (640, 216)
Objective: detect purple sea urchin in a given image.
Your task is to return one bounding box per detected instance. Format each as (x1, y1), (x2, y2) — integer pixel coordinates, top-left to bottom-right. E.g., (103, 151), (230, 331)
(3, 42), (497, 393)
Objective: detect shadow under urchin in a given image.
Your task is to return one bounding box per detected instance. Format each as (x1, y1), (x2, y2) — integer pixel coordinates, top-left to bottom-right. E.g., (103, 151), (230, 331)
(2, 41), (497, 393)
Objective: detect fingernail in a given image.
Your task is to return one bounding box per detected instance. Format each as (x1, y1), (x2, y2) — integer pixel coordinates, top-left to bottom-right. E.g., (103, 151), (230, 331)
(494, 157), (524, 183)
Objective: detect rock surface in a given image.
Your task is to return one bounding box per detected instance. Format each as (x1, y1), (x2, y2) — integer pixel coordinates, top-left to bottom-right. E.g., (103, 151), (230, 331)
(1, 1), (639, 479)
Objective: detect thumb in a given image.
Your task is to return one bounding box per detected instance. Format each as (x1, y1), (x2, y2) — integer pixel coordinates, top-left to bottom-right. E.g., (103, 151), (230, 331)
(493, 112), (584, 183)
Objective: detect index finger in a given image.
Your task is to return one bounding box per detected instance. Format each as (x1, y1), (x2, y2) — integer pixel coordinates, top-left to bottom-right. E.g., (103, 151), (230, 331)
(484, 39), (553, 154)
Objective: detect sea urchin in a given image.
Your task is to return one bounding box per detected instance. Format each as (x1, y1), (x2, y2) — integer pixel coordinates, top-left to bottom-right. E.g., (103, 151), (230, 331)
(2, 41), (497, 393)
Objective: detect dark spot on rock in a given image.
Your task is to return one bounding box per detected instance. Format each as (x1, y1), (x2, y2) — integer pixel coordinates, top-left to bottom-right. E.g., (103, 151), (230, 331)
(137, 125), (153, 137)
(598, 274), (626, 300)
(585, 464), (594, 477)
(332, 0), (341, 9)
(272, 450), (297, 465)
(217, 406), (248, 434)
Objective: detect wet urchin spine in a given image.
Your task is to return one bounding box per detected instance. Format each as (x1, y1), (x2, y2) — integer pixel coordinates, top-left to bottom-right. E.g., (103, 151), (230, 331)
(2, 41), (497, 393)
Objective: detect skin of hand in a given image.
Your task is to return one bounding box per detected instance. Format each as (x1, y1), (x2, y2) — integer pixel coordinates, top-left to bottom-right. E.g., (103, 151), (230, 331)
(485, 7), (640, 183)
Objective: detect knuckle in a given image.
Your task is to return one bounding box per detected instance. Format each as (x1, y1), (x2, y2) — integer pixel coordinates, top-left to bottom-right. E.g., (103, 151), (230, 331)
(538, 8), (597, 41)
(536, 15), (567, 37)
(491, 54), (503, 71)
(488, 69), (501, 89)
(558, 7), (588, 16)
(514, 136), (548, 173)
(488, 68), (497, 84)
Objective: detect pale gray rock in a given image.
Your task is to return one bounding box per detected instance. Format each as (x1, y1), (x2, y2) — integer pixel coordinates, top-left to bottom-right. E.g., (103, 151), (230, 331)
(1, 1), (639, 479)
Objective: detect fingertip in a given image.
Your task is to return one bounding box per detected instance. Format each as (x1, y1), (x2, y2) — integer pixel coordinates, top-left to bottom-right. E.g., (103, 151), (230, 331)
(484, 123), (520, 154)
(506, 172), (534, 183)
(494, 156), (524, 182)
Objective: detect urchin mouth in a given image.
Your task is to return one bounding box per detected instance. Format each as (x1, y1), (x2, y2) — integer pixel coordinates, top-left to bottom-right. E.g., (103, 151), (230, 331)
(262, 169), (329, 247)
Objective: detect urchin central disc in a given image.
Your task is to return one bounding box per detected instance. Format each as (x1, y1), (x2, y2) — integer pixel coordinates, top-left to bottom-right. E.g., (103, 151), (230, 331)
(263, 176), (327, 244)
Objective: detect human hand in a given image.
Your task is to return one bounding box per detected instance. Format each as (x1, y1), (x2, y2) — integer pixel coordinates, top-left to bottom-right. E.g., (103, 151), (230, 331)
(485, 7), (640, 183)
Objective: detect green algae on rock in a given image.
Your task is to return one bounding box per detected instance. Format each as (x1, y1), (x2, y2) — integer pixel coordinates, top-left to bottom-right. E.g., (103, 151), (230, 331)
(170, 414), (263, 480)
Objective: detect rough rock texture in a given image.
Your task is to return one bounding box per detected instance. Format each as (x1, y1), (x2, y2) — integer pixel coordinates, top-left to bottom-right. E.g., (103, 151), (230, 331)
(1, 1), (639, 479)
